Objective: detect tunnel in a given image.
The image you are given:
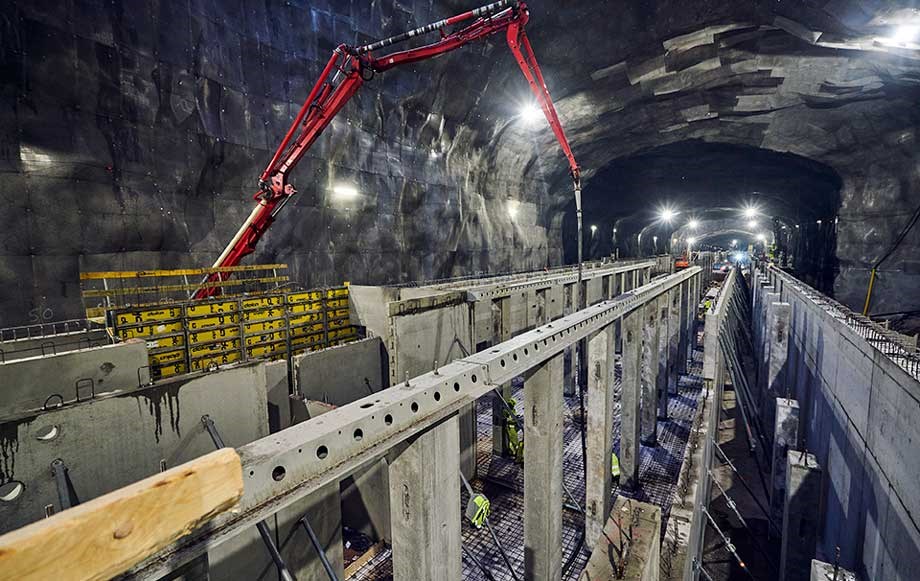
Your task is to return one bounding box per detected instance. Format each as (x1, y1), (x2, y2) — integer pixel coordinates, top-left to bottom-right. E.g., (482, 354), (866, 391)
(1, 1), (920, 581)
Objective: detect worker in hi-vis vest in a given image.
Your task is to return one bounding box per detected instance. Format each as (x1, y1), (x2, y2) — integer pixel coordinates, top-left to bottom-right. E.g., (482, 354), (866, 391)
(612, 450), (621, 486)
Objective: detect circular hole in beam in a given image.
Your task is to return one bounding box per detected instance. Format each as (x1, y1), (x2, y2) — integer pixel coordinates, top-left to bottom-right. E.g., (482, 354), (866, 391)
(316, 446), (329, 460)
(271, 466), (286, 482)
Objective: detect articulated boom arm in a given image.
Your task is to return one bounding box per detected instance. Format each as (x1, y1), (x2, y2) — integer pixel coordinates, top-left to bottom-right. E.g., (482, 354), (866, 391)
(196, 0), (578, 299)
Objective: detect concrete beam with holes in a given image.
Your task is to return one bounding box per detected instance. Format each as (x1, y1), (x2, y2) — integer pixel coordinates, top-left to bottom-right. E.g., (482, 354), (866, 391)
(123, 267), (703, 580)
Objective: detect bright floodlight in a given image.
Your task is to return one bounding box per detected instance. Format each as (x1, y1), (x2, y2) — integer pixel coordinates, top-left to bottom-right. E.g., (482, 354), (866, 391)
(688, 237), (697, 245)
(731, 239), (738, 246)
(757, 233), (767, 242)
(743, 206), (757, 219)
(660, 208), (676, 223)
(507, 200), (519, 219)
(688, 219), (699, 230)
(520, 104), (543, 125)
(734, 252), (745, 262)
(590, 224), (598, 234)
(893, 25), (920, 44)
(333, 183), (359, 199)
(747, 219), (758, 229)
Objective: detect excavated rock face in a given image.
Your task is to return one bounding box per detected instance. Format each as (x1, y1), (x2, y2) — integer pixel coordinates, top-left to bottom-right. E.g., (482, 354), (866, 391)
(0, 0), (918, 324)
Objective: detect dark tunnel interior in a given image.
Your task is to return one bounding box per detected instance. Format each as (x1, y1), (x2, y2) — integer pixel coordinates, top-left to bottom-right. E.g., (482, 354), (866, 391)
(563, 141), (844, 292)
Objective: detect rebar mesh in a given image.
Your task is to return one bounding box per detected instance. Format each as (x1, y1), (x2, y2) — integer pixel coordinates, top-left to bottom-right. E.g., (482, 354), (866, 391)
(349, 345), (706, 580)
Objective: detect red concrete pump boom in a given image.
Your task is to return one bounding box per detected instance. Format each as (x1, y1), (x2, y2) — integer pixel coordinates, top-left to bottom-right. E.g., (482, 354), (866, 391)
(195, 0), (579, 299)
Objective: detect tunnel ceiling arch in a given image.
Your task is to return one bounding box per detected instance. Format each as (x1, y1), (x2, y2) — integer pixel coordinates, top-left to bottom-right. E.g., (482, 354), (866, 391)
(2, 0), (920, 323)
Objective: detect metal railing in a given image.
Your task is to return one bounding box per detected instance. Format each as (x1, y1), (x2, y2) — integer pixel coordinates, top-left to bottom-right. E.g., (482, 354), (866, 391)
(0, 318), (103, 343)
(768, 266), (920, 381)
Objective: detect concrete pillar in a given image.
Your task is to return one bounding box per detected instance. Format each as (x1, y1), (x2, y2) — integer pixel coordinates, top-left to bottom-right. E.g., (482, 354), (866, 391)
(810, 559), (857, 581)
(633, 269), (639, 290)
(525, 352), (564, 580)
(563, 285), (577, 397)
(388, 415), (461, 581)
(677, 280), (690, 375)
(656, 294), (670, 420)
(667, 285), (681, 394)
(586, 324), (616, 550)
(620, 309), (643, 489)
(771, 398), (800, 533)
(759, 295), (782, 436)
(580, 496), (661, 581)
(767, 302), (792, 397)
(492, 298), (512, 455)
(780, 452), (822, 581)
(641, 297), (660, 445)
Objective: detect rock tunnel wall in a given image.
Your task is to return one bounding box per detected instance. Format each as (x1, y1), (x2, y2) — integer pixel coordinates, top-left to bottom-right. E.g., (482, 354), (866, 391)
(0, 0), (565, 327)
(2, 0), (919, 327)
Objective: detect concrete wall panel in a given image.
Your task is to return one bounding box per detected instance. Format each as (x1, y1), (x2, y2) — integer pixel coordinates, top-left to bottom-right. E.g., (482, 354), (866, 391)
(295, 337), (386, 406)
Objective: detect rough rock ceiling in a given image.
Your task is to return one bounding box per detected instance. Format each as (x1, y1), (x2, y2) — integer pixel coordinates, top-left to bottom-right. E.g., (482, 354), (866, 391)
(1, 0), (919, 325)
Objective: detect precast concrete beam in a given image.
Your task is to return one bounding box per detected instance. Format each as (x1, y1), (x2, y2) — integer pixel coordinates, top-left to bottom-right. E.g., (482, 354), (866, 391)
(780, 451), (822, 581)
(388, 415), (461, 581)
(124, 267), (704, 580)
(586, 324), (616, 550)
(766, 301), (792, 397)
(677, 279), (690, 374)
(771, 397), (800, 534)
(620, 308), (643, 488)
(524, 352), (564, 580)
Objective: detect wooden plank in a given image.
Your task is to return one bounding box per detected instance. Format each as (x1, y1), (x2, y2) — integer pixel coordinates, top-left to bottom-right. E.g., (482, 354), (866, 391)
(0, 448), (243, 581)
(80, 264), (288, 280)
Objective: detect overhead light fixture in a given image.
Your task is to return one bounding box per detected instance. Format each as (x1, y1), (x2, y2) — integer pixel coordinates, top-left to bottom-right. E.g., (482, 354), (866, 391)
(332, 183), (359, 199)
(747, 220), (758, 229)
(757, 233), (767, 242)
(520, 104), (543, 125)
(613, 228), (617, 233)
(590, 224), (598, 234)
(688, 237), (697, 245)
(816, 219), (823, 225)
(659, 207), (677, 224)
(507, 200), (520, 219)
(892, 25), (920, 45)
(688, 219), (699, 230)
(743, 206), (758, 219)
(731, 239), (738, 246)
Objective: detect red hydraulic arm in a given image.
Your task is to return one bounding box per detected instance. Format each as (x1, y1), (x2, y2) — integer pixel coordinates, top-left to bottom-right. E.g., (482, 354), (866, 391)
(196, 0), (579, 299)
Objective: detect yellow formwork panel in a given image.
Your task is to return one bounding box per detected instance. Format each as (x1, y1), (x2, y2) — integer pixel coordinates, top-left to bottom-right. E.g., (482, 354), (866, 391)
(187, 313), (239, 330)
(289, 301), (323, 314)
(287, 291), (323, 303)
(242, 295), (285, 310)
(244, 330), (287, 346)
(149, 349), (185, 366)
(114, 307), (183, 326)
(186, 301), (238, 317)
(191, 350), (242, 371)
(187, 327), (240, 344)
(325, 287), (349, 299)
(190, 339), (242, 358)
(290, 323), (324, 337)
(290, 312), (323, 326)
(152, 363), (188, 379)
(116, 321), (184, 340)
(146, 335), (185, 349)
(325, 298), (348, 309)
(242, 307), (285, 322)
(290, 333), (324, 347)
(329, 327), (357, 341)
(244, 319), (287, 334)
(247, 342), (287, 358)
(327, 308), (349, 319)
(328, 318), (349, 330)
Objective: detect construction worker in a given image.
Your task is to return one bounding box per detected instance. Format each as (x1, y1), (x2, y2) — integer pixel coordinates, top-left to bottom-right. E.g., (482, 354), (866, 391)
(611, 450), (621, 486)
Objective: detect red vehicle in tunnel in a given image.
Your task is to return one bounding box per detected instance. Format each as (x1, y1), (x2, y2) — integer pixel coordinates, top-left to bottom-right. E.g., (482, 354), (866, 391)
(195, 0), (580, 298)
